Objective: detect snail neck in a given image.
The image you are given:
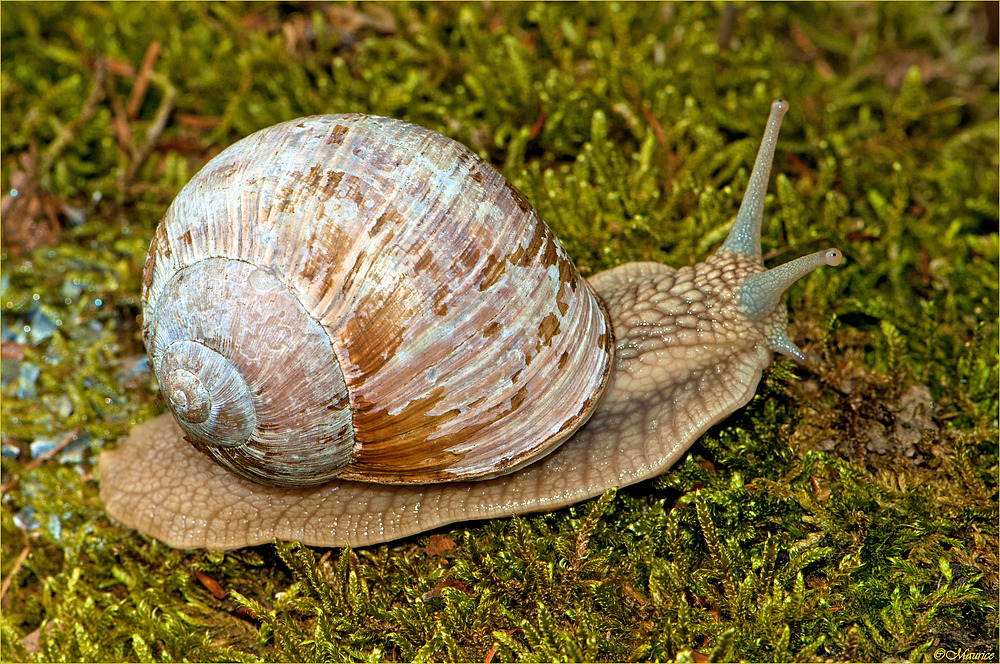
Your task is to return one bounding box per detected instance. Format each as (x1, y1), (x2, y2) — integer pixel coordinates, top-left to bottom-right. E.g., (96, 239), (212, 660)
(569, 260), (775, 488)
(587, 257), (767, 383)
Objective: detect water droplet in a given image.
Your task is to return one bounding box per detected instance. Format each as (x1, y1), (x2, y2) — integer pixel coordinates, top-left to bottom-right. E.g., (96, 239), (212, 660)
(14, 506), (39, 531)
(29, 306), (58, 343)
(17, 362), (40, 398)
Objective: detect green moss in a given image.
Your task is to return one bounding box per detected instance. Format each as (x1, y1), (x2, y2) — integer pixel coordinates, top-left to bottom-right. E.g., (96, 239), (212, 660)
(2, 2), (996, 661)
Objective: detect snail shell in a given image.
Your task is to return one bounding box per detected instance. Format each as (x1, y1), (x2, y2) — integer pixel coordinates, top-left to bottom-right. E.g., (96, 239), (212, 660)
(99, 100), (843, 549)
(140, 113), (613, 488)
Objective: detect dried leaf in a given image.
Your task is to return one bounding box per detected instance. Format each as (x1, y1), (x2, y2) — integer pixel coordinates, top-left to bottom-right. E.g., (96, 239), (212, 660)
(424, 534), (456, 557)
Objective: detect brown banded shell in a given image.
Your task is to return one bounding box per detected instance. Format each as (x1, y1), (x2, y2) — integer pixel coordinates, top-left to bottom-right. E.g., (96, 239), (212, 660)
(143, 114), (615, 488)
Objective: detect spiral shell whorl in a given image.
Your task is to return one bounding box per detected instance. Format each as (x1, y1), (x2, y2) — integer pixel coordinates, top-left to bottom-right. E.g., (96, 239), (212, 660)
(145, 258), (356, 487)
(160, 340), (256, 445)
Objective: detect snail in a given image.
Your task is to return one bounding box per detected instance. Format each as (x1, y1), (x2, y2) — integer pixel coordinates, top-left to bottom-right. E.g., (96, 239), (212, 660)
(98, 100), (842, 550)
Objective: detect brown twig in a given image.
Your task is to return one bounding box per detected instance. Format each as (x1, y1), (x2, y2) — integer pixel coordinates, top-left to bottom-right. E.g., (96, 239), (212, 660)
(528, 105), (547, 140)
(640, 105), (667, 145)
(194, 570), (229, 600)
(1, 428), (79, 495)
(716, 3), (738, 51)
(0, 547), (31, 607)
(106, 75), (135, 154)
(126, 40), (162, 120)
(104, 56), (136, 77)
(1, 342), (26, 360)
(175, 113), (223, 129)
(120, 72), (177, 193)
(0, 145), (63, 253)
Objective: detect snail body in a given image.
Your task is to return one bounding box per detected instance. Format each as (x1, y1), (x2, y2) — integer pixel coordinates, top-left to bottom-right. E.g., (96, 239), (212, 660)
(99, 101), (842, 549)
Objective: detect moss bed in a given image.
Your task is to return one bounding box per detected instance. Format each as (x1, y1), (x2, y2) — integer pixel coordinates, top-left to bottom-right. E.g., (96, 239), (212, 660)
(2, 2), (997, 662)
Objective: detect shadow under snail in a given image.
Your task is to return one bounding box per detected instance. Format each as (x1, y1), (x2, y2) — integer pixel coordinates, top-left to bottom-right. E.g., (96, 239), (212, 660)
(98, 99), (842, 550)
